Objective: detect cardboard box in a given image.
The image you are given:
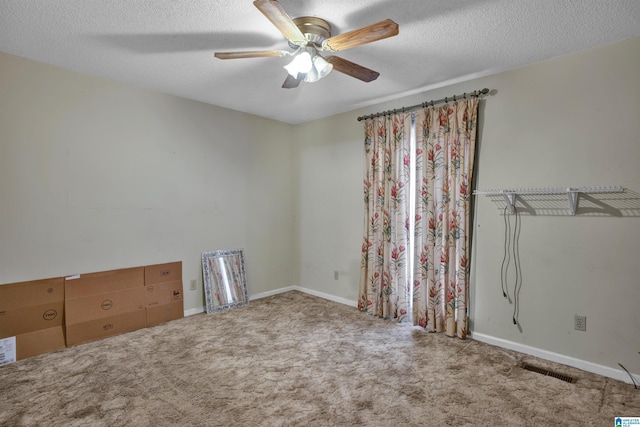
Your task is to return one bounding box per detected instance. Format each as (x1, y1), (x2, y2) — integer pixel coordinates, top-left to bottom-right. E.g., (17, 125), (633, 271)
(144, 280), (183, 327)
(16, 326), (66, 360)
(0, 301), (64, 336)
(146, 300), (184, 327)
(0, 277), (64, 309)
(0, 278), (64, 337)
(64, 267), (145, 346)
(64, 267), (144, 299)
(144, 280), (183, 307)
(0, 278), (67, 362)
(145, 261), (182, 285)
(65, 310), (147, 347)
(65, 287), (145, 326)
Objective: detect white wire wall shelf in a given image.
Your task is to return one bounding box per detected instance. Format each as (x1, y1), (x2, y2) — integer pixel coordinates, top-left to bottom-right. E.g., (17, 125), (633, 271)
(473, 186), (624, 215)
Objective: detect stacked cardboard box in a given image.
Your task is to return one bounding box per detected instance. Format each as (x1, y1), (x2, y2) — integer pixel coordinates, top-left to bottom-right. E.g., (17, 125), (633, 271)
(1, 261), (185, 361)
(64, 267), (146, 347)
(144, 262), (184, 327)
(0, 278), (66, 362)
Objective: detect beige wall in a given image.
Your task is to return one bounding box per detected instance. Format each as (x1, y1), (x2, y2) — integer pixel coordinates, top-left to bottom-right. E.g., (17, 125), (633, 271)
(294, 36), (640, 376)
(2, 35), (639, 377)
(470, 36), (640, 375)
(0, 52), (296, 312)
(292, 112), (364, 302)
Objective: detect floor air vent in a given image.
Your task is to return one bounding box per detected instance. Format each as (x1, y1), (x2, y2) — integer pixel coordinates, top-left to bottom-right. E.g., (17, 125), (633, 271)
(521, 363), (576, 383)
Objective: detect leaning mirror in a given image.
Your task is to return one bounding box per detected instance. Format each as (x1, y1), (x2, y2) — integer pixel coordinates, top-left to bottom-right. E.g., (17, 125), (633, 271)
(202, 249), (249, 313)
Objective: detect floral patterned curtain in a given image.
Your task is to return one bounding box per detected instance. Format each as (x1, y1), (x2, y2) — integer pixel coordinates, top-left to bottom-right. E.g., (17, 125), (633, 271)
(413, 99), (478, 338)
(358, 99), (479, 339)
(358, 112), (412, 322)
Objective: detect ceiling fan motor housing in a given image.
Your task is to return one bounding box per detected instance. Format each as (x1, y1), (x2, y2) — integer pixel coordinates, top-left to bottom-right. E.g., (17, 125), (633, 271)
(292, 16), (332, 47)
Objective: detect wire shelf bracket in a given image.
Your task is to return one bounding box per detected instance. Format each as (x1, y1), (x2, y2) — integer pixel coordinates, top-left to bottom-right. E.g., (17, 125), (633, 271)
(473, 186), (624, 215)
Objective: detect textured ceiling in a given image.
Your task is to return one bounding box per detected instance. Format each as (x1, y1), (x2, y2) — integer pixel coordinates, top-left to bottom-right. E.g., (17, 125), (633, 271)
(1, 0), (640, 124)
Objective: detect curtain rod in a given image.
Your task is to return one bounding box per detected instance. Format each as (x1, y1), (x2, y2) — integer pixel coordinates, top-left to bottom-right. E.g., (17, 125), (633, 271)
(356, 88), (490, 122)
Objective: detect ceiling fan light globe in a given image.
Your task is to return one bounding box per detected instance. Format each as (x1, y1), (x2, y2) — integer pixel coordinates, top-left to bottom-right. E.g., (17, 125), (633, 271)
(304, 56), (333, 83)
(284, 52), (313, 77)
(304, 69), (318, 83)
(314, 55), (333, 77)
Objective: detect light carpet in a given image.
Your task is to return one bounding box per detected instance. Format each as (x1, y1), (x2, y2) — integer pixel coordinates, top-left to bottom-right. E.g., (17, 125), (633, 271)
(0, 291), (638, 426)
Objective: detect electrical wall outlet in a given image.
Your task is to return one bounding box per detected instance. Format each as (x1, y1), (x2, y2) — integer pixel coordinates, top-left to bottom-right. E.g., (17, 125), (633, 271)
(190, 279), (197, 291)
(574, 315), (586, 331)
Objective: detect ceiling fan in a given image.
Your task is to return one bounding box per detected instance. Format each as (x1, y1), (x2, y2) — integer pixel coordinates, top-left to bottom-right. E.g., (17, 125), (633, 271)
(214, 0), (399, 89)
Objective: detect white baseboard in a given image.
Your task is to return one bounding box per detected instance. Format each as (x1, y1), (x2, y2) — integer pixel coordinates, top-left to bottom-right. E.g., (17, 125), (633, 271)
(184, 285), (357, 317)
(184, 306), (205, 316)
(291, 286), (358, 307)
(249, 286), (297, 301)
(472, 332), (639, 385)
(250, 285), (358, 307)
(183, 287), (296, 316)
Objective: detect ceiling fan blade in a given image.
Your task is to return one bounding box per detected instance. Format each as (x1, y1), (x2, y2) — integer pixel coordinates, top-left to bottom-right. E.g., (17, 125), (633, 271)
(214, 50), (289, 59)
(253, 0), (307, 46)
(325, 56), (380, 82)
(282, 73), (303, 89)
(322, 19), (399, 52)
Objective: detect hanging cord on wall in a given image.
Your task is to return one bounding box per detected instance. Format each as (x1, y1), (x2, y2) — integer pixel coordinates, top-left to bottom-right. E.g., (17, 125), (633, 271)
(500, 205), (511, 299)
(499, 199), (523, 326)
(512, 205), (522, 325)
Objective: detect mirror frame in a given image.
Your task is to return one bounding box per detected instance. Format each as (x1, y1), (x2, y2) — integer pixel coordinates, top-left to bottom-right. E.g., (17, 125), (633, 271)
(201, 248), (249, 313)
